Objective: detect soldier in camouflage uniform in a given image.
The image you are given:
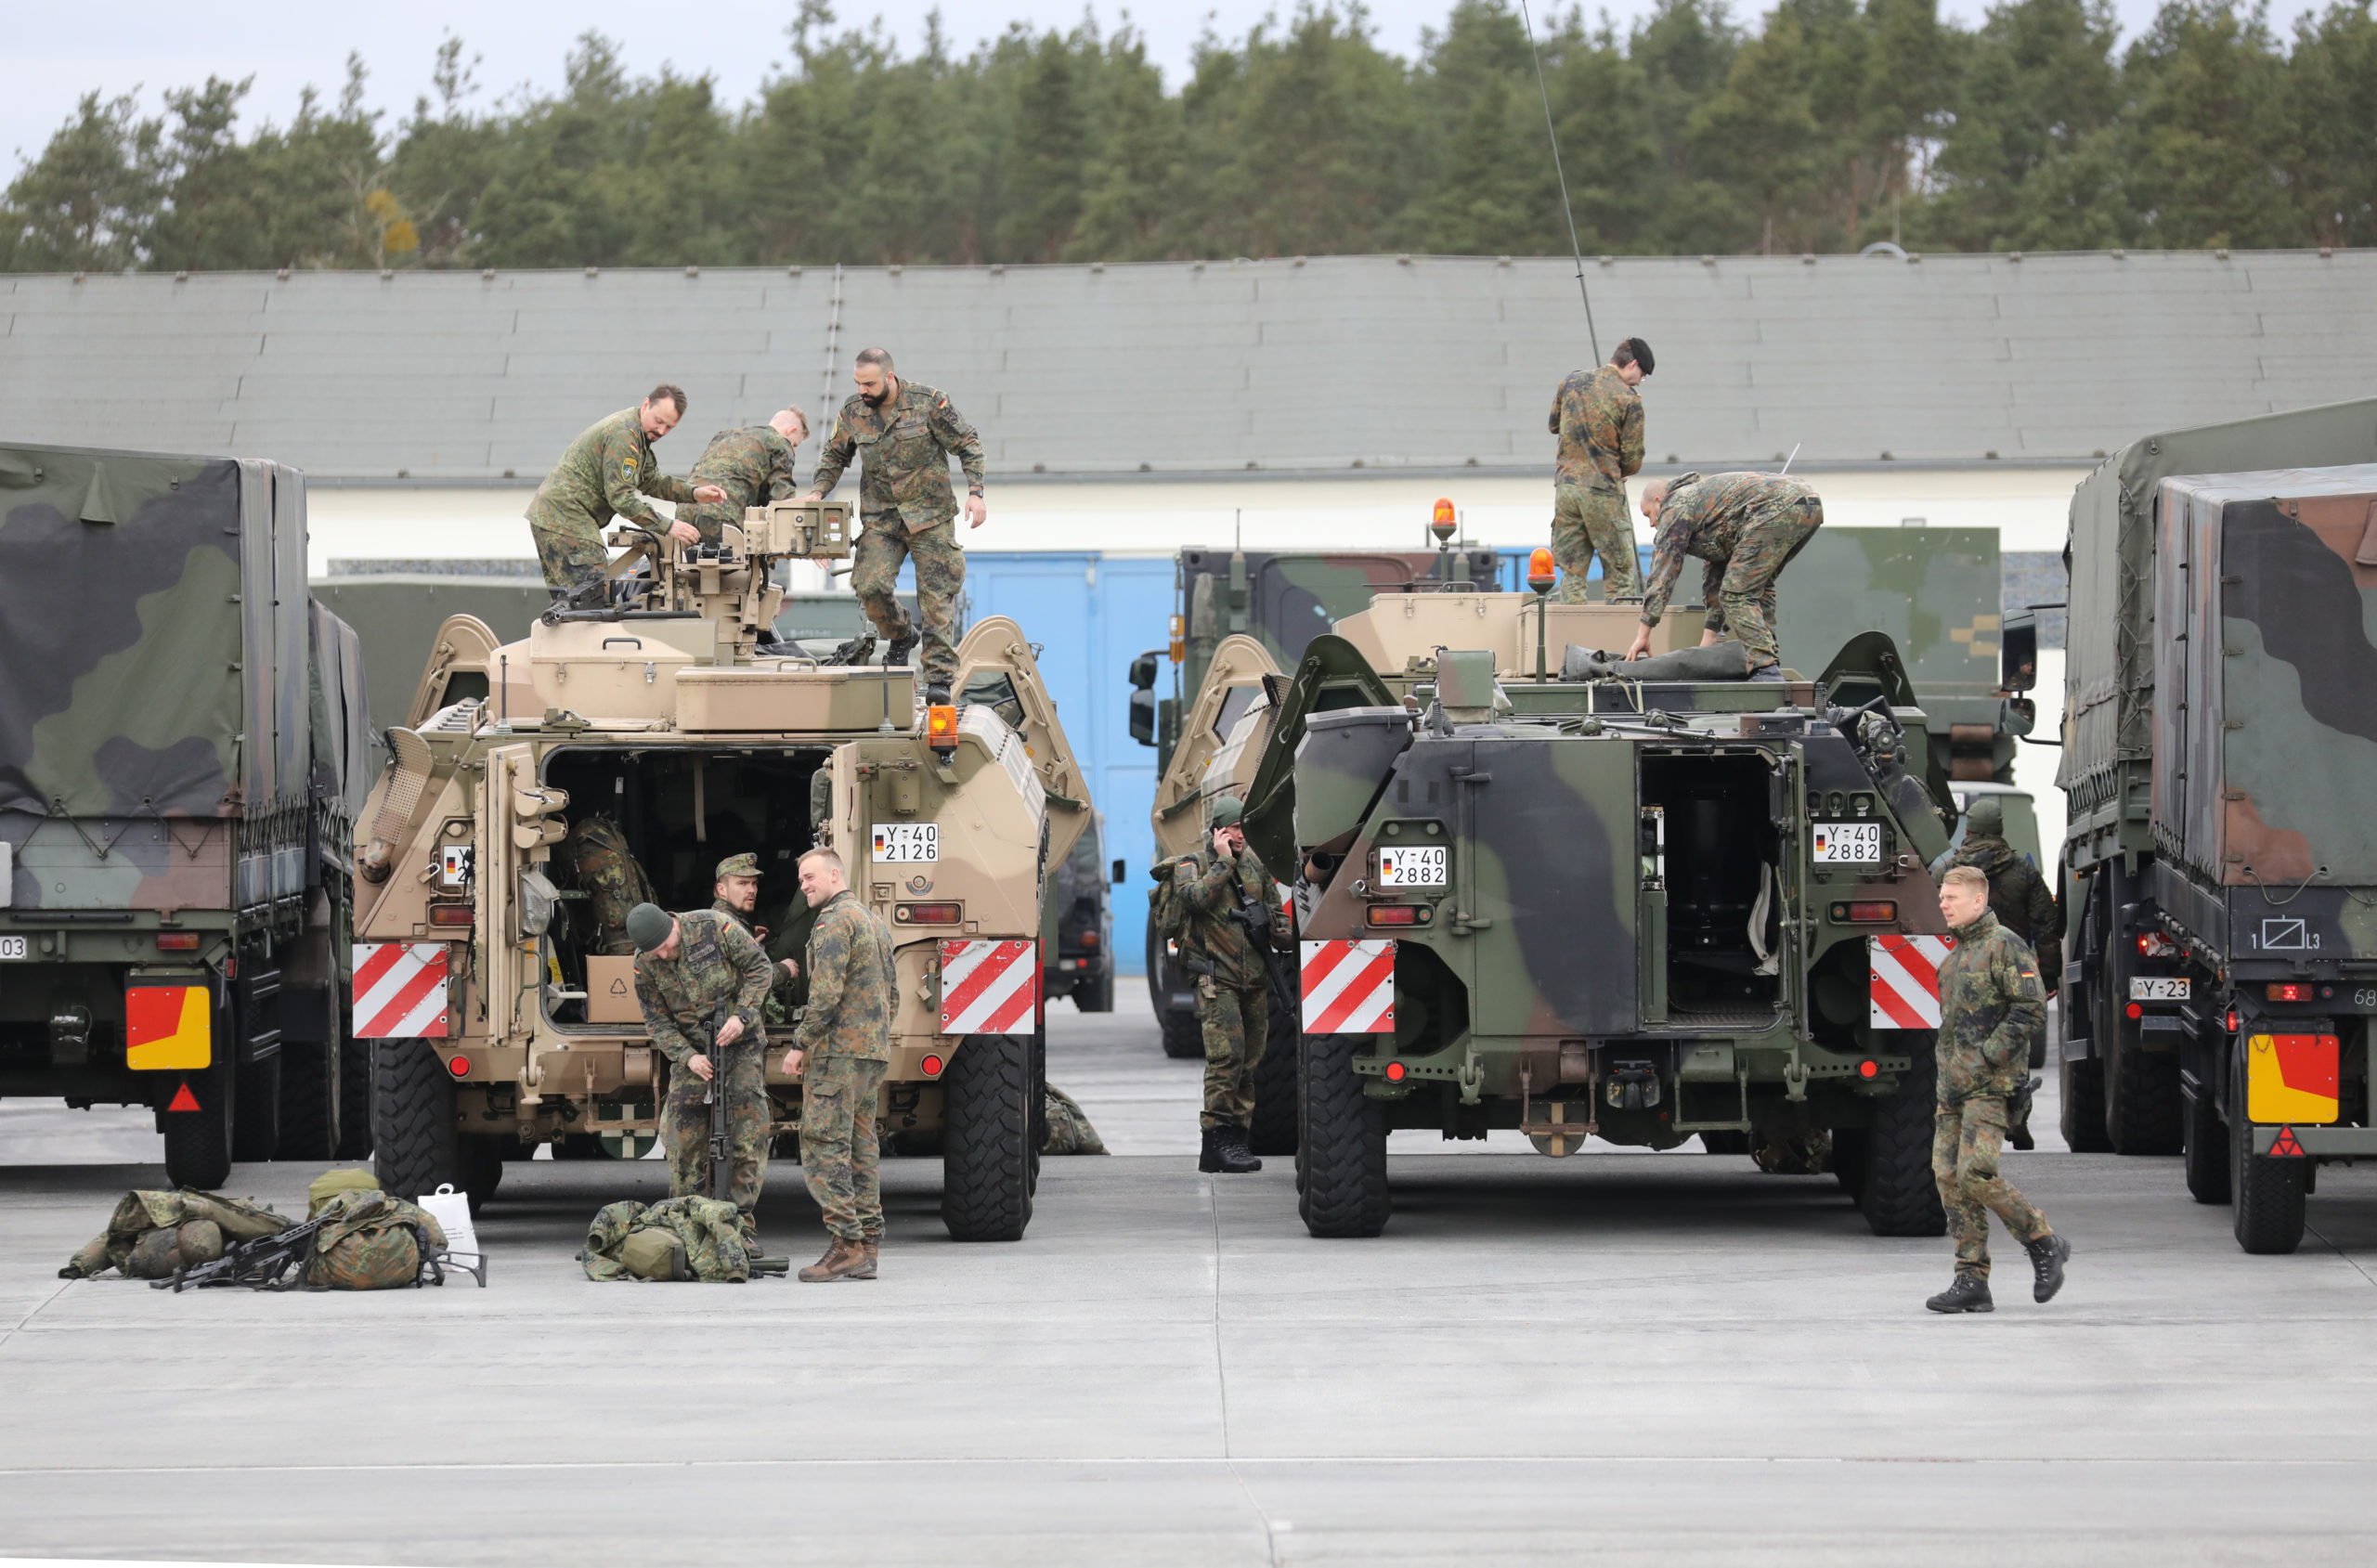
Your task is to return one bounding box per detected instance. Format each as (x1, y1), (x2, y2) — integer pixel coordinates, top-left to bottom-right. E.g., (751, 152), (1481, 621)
(1175, 795), (1279, 1175)
(561, 815), (655, 955)
(524, 385), (726, 604)
(1926, 866), (2071, 1314)
(1951, 795), (2062, 1149)
(710, 851), (802, 1023)
(1625, 471), (1824, 677)
(780, 848), (899, 1282)
(1547, 336), (1652, 604)
(798, 348), (987, 703)
(677, 410), (810, 546)
(629, 902), (777, 1251)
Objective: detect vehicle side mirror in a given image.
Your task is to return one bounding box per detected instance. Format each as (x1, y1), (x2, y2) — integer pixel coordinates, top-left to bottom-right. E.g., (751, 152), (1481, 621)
(1129, 687), (1156, 746)
(1111, 859), (1125, 886)
(1128, 651), (1161, 691)
(2000, 613), (2037, 693)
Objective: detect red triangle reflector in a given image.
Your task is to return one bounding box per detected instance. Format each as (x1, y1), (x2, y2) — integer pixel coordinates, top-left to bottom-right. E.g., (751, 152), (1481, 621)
(167, 1082), (201, 1113)
(2270, 1126), (2306, 1158)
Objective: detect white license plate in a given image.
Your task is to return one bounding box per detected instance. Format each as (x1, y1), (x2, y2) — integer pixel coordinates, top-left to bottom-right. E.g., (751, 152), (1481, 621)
(871, 823), (939, 863)
(1378, 846), (1447, 888)
(2130, 976), (2190, 1002)
(439, 846), (474, 888)
(0, 936), (25, 960)
(1812, 822), (1882, 864)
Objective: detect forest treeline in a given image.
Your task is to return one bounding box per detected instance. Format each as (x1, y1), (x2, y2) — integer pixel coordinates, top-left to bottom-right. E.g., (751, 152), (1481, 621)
(5, 0), (2372, 274)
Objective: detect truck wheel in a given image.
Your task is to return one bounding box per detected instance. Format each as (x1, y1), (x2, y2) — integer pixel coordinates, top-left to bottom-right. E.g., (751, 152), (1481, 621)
(1248, 984), (1300, 1158)
(277, 1043), (339, 1161)
(162, 1057), (236, 1191)
(1077, 966), (1115, 1014)
(2059, 1056), (2112, 1152)
(372, 1039), (461, 1203)
(942, 1033), (1035, 1241)
(230, 1051), (282, 1163)
(1830, 1128), (1870, 1199)
(2229, 1065), (2306, 1254)
(335, 1022), (374, 1161)
(1858, 1034), (1946, 1238)
(1160, 1005), (1203, 1059)
(2182, 1076), (2231, 1205)
(2104, 1034), (2183, 1155)
(1298, 1030), (1390, 1238)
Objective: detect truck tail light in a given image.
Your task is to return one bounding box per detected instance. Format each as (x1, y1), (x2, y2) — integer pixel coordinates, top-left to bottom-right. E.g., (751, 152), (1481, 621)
(2227, 1010), (2241, 1032)
(1384, 1061), (1407, 1082)
(1079, 930), (1098, 949)
(2267, 983), (2309, 1003)
(155, 932), (200, 952)
(2126, 1002), (2143, 1019)
(448, 1054), (471, 1077)
(2138, 932), (2177, 958)
(1829, 901), (1898, 924)
(895, 902), (962, 925)
(1858, 1059), (1878, 1079)
(919, 1053), (945, 1078)
(1368, 904), (1426, 927)
(427, 904), (475, 928)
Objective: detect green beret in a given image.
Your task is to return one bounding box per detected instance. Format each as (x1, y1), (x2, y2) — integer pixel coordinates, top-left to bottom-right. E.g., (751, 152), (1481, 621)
(627, 903), (677, 953)
(715, 852), (762, 880)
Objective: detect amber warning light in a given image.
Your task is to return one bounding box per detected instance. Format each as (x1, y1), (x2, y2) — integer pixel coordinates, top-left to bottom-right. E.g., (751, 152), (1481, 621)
(1527, 547), (1557, 593)
(1431, 498), (1457, 544)
(927, 705), (959, 757)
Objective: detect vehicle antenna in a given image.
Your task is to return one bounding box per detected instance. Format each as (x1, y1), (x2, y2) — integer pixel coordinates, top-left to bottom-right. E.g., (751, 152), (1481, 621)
(1779, 442), (1801, 476)
(1517, 0), (1600, 364)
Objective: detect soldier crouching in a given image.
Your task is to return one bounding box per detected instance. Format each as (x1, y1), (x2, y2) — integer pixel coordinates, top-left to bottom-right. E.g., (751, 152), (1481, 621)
(629, 902), (776, 1253)
(1927, 864), (2072, 1314)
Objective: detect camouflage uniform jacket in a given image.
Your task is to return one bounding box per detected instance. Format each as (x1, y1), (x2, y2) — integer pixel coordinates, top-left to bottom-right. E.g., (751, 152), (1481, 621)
(791, 889), (897, 1062)
(1951, 836), (2063, 993)
(1935, 910), (2047, 1104)
(1639, 471), (1815, 626)
(633, 911), (774, 1069)
(810, 381), (986, 530)
(682, 425), (804, 544)
(525, 408), (700, 538)
(711, 898), (802, 1016)
(1549, 365), (1644, 491)
(1176, 848), (1278, 991)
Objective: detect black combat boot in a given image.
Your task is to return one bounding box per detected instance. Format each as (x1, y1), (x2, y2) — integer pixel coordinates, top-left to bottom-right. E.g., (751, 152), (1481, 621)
(1214, 1124), (1263, 1174)
(886, 629), (920, 669)
(2024, 1232), (2070, 1302)
(1926, 1275), (1994, 1314)
(1198, 1126), (1225, 1173)
(926, 680), (952, 707)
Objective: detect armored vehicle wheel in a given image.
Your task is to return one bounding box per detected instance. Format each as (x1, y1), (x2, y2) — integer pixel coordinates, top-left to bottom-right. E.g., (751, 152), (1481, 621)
(230, 1050), (282, 1163)
(1160, 1005), (1203, 1059)
(372, 1039), (461, 1203)
(277, 1043), (339, 1161)
(2229, 1065), (2306, 1254)
(1298, 1030), (1389, 1238)
(1857, 1033), (1945, 1238)
(2182, 1076), (2230, 1205)
(335, 1019), (374, 1160)
(2059, 1056), (2112, 1152)
(942, 1033), (1035, 1241)
(1830, 1128), (1869, 1199)
(1028, 1029), (1047, 1198)
(1248, 984), (1300, 1158)
(162, 1057), (236, 1191)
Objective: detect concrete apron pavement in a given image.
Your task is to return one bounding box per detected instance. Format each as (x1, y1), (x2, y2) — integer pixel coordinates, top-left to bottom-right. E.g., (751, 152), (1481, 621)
(0, 995), (2372, 1563)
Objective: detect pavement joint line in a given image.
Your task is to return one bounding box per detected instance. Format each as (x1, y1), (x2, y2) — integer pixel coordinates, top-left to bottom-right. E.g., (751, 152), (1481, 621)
(1206, 1173), (1282, 1567)
(2304, 1219), (2377, 1289)
(0, 1278), (71, 1353)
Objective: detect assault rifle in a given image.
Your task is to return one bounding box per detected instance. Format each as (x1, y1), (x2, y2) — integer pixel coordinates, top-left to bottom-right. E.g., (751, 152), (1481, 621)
(706, 996), (735, 1203)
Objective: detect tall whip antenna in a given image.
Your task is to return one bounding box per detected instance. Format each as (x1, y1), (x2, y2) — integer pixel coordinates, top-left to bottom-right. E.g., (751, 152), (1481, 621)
(1517, 0), (1601, 362)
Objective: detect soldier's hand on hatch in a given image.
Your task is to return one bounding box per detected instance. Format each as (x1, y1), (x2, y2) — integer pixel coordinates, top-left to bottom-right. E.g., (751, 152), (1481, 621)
(668, 519), (700, 546)
(782, 1047), (805, 1076)
(687, 1053), (715, 1082)
(693, 485), (729, 504)
(1624, 627), (1654, 661)
(966, 493), (987, 529)
(715, 1015), (746, 1049)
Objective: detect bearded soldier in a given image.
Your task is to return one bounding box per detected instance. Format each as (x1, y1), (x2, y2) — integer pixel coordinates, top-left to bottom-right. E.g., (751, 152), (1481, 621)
(525, 386), (726, 608)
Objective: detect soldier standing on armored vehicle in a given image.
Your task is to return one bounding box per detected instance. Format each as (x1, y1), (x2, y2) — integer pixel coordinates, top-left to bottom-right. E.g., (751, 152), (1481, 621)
(1548, 336), (1652, 604)
(781, 849), (899, 1282)
(679, 410), (811, 546)
(1624, 471), (1824, 678)
(1176, 796), (1278, 1175)
(709, 853), (802, 1023)
(630, 902), (777, 1252)
(1928, 866), (2070, 1315)
(1950, 797), (2061, 1149)
(797, 347), (988, 706)
(525, 385), (729, 607)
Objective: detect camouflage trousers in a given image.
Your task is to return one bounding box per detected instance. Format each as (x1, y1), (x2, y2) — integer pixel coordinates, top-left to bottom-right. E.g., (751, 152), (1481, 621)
(800, 1054), (886, 1240)
(1932, 1096), (2052, 1281)
(1198, 977), (1269, 1131)
(851, 514), (965, 686)
(531, 522), (609, 596)
(1702, 497), (1823, 668)
(1552, 485), (1641, 603)
(661, 1050), (772, 1235)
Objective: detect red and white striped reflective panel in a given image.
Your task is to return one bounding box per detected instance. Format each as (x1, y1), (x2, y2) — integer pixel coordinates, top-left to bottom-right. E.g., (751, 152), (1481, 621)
(352, 943), (451, 1039)
(939, 940), (1038, 1036)
(1301, 940), (1396, 1033)
(1869, 934), (1953, 1030)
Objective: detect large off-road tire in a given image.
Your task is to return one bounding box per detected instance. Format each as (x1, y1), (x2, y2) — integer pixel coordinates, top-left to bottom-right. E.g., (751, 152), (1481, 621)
(1248, 982), (1300, 1158)
(1298, 1030), (1390, 1238)
(2182, 1074), (2231, 1206)
(1830, 1128), (1870, 1199)
(1858, 1033), (1946, 1238)
(2105, 1034), (2184, 1156)
(2230, 1065), (2306, 1254)
(277, 1043), (340, 1161)
(942, 1033), (1035, 1241)
(372, 1038), (461, 1203)
(2060, 1055), (2112, 1152)
(161, 1056), (236, 1191)
(230, 1050), (282, 1163)
(1160, 1004), (1203, 1059)
(335, 1014), (373, 1160)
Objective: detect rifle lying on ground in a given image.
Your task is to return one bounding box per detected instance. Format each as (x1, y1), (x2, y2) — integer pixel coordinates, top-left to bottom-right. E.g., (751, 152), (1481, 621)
(154, 1194), (488, 1291)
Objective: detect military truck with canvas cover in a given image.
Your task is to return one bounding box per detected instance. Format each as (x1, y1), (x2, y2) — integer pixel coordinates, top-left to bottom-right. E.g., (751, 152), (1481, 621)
(1, 444), (372, 1187)
(1241, 584), (1965, 1238)
(353, 501), (1085, 1239)
(2052, 397), (2377, 1252)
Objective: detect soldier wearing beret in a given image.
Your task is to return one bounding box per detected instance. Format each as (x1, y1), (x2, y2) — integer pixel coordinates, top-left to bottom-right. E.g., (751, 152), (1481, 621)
(711, 852), (803, 1022)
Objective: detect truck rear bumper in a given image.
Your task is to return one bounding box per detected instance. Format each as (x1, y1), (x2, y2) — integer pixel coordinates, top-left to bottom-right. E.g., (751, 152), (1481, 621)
(2253, 1124), (2377, 1158)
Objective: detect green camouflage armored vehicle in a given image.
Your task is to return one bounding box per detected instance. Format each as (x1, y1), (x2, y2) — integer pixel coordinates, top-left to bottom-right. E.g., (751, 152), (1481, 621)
(1244, 591), (1965, 1238)
(2052, 397), (2377, 1252)
(1, 444), (373, 1187)
(351, 501), (1085, 1238)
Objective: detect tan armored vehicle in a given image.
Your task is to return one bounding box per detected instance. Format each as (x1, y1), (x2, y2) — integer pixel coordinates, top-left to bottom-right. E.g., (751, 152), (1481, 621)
(351, 504), (1085, 1240)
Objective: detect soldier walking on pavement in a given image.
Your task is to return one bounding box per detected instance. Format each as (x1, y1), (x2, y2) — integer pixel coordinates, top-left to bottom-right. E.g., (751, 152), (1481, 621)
(797, 347), (987, 706)
(1549, 337), (1653, 603)
(1624, 471), (1825, 678)
(780, 849), (899, 1282)
(1927, 865), (2072, 1314)
(629, 901), (777, 1253)
(680, 410), (811, 546)
(710, 853), (803, 1025)
(526, 386), (728, 608)
(1176, 796), (1279, 1174)
(1949, 797), (2062, 1149)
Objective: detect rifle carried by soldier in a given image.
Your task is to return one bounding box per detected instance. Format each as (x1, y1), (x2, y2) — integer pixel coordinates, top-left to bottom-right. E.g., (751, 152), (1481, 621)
(705, 996), (735, 1203)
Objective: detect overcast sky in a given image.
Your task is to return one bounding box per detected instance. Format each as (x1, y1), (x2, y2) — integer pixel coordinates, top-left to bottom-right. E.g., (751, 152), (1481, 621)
(4, 0), (2306, 178)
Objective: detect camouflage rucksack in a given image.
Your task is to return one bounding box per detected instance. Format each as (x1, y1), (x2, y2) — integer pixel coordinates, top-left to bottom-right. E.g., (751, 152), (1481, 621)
(60, 1189), (289, 1280)
(302, 1190), (448, 1290)
(581, 1197), (753, 1282)
(563, 814), (656, 955)
(1148, 856), (1193, 949)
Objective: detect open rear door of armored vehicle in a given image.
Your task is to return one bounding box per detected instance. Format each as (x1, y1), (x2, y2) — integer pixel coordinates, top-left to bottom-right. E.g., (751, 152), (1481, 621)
(1243, 633), (1398, 884)
(404, 615), (506, 729)
(1150, 633), (1281, 862)
(955, 616), (1092, 870)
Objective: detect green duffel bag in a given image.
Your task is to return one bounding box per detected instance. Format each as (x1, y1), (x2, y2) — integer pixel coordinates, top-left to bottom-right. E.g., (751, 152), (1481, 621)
(306, 1168), (383, 1217)
(61, 1189), (287, 1279)
(302, 1190), (448, 1290)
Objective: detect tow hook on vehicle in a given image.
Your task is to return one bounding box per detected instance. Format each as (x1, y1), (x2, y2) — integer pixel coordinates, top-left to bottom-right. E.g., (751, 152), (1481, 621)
(1783, 1056), (1811, 1103)
(1455, 1043), (1485, 1105)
